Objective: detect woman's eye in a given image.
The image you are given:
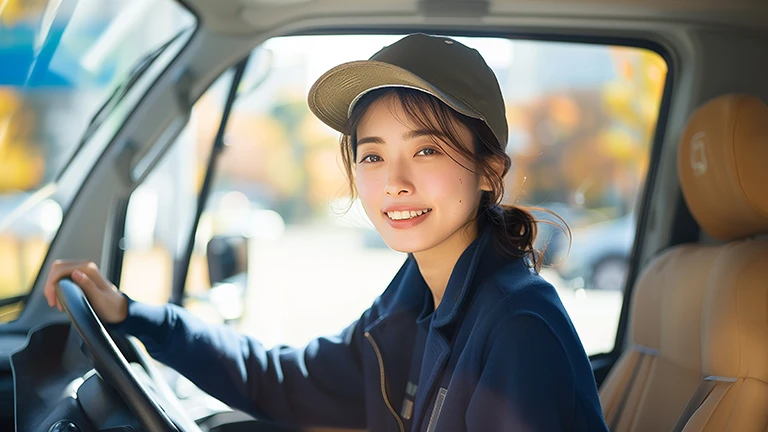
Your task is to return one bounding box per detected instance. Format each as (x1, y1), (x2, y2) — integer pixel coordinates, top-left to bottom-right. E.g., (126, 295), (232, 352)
(359, 154), (382, 163)
(416, 148), (438, 156)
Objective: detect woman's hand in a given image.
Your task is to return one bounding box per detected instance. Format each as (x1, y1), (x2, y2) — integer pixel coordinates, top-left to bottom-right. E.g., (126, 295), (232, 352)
(44, 260), (128, 324)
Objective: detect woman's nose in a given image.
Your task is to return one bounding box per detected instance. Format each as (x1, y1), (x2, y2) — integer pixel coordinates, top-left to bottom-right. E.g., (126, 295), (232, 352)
(384, 164), (414, 196)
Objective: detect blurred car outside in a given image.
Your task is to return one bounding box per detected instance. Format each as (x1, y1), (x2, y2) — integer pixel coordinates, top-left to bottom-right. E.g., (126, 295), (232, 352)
(555, 212), (636, 291)
(529, 202), (607, 266)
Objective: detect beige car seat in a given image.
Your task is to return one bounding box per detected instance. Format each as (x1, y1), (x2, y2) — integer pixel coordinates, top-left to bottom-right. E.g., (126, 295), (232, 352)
(599, 94), (768, 432)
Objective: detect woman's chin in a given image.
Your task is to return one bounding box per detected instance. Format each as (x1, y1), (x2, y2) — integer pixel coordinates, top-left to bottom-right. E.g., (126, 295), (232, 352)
(378, 235), (434, 254)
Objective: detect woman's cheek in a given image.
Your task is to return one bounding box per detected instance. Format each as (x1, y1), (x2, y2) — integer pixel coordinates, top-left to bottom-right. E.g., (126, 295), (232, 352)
(355, 172), (381, 213)
(419, 168), (457, 200)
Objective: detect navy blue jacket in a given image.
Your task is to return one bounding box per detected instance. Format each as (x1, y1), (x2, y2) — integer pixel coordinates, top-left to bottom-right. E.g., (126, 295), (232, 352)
(115, 228), (609, 431)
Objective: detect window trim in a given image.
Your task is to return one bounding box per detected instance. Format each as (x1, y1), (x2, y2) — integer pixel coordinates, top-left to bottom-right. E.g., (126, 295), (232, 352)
(169, 58), (251, 305)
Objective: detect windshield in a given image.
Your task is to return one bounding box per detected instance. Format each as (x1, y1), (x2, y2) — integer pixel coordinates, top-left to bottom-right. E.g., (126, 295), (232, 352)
(0, 0), (195, 320)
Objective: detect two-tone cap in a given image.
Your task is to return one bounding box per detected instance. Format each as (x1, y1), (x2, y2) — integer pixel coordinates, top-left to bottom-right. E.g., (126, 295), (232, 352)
(307, 33), (508, 149)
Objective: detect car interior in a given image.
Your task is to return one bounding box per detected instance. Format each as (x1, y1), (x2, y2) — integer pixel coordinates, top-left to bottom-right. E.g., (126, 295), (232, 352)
(0, 0), (767, 431)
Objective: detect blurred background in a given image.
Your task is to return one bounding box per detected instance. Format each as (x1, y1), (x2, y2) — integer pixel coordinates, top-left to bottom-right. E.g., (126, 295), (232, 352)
(0, 3), (666, 357)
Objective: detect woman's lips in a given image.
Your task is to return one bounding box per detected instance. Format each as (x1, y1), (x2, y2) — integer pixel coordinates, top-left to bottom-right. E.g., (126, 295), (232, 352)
(383, 208), (432, 229)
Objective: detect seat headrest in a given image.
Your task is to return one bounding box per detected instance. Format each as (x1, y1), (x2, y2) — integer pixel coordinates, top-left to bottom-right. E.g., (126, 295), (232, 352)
(678, 94), (768, 241)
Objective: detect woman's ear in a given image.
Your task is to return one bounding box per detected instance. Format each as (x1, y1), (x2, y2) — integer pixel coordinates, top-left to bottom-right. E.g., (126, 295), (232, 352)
(479, 156), (506, 192)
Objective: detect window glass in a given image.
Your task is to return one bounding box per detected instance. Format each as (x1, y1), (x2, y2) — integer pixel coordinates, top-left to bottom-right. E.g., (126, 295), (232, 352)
(0, 0), (194, 321)
(189, 35), (666, 356)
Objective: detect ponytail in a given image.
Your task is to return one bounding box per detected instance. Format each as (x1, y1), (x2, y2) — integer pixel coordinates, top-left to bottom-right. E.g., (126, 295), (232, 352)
(479, 195), (570, 273)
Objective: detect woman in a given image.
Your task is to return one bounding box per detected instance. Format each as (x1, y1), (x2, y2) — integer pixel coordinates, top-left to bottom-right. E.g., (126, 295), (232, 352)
(45, 33), (609, 431)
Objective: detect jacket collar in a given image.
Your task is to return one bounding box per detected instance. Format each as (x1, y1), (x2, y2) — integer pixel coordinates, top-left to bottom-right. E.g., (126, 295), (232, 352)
(432, 225), (506, 328)
(372, 222), (518, 331)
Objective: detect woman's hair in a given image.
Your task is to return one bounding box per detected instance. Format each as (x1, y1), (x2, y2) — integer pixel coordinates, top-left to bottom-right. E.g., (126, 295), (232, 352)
(339, 87), (569, 272)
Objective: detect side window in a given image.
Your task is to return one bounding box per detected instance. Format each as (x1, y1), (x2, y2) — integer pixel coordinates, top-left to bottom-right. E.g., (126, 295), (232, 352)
(188, 35), (666, 355)
(119, 72), (234, 304)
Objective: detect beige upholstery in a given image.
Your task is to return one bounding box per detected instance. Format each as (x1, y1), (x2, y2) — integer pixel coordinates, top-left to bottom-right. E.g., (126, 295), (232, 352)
(600, 94), (768, 431)
(600, 246), (711, 431)
(681, 241), (768, 432)
(678, 95), (768, 431)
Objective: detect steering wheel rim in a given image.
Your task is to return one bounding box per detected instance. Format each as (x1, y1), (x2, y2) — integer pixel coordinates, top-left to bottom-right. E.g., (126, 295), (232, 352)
(56, 278), (180, 432)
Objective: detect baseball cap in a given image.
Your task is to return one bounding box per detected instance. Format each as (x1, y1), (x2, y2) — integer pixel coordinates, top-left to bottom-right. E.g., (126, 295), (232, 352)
(307, 33), (509, 148)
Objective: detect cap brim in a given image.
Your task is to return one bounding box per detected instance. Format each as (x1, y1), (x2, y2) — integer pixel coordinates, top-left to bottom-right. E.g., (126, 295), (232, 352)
(307, 60), (483, 135)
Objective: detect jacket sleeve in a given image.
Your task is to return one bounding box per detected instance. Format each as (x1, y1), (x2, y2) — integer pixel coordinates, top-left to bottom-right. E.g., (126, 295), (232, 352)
(465, 313), (580, 431)
(111, 295), (368, 429)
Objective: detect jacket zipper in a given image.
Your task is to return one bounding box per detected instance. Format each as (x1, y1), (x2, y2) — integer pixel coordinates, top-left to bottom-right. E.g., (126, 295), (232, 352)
(365, 331), (405, 432)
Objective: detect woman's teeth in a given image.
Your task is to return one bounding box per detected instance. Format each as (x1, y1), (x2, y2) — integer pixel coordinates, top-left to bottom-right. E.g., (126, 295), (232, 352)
(386, 209), (431, 220)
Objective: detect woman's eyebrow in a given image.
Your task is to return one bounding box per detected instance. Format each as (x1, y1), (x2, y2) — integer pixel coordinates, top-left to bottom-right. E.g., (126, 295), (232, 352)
(403, 129), (443, 141)
(356, 136), (384, 146)
(357, 129), (443, 146)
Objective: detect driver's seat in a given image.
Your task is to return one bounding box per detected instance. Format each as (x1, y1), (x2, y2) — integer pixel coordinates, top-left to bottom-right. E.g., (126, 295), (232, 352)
(599, 94), (768, 431)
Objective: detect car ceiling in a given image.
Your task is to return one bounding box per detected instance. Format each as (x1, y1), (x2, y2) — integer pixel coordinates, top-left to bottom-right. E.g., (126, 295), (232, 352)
(186, 0), (768, 35)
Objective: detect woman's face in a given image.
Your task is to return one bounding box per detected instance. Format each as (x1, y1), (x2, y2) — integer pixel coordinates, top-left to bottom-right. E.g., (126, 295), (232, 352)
(355, 95), (489, 255)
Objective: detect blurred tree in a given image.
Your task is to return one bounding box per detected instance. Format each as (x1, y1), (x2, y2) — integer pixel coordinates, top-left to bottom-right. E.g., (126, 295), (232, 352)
(506, 89), (608, 207)
(505, 47), (666, 216)
(298, 110), (347, 213)
(0, 0), (47, 27)
(0, 0), (49, 192)
(0, 88), (44, 191)
(601, 48), (666, 183)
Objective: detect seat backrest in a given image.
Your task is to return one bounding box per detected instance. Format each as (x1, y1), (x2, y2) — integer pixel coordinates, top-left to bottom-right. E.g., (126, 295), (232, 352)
(599, 245), (711, 431)
(599, 94), (768, 432)
(680, 240), (768, 432)
(676, 95), (768, 431)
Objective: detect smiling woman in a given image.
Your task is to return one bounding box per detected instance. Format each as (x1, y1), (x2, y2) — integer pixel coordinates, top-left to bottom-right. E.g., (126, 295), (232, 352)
(352, 91), (491, 263)
(294, 35), (609, 430)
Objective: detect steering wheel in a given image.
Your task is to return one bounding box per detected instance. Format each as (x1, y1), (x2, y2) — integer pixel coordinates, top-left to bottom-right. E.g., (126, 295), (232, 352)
(55, 278), (181, 432)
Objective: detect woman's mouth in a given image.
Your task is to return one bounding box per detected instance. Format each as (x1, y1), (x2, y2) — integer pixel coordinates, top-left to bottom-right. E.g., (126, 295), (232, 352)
(385, 208), (432, 220)
(383, 208), (432, 229)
